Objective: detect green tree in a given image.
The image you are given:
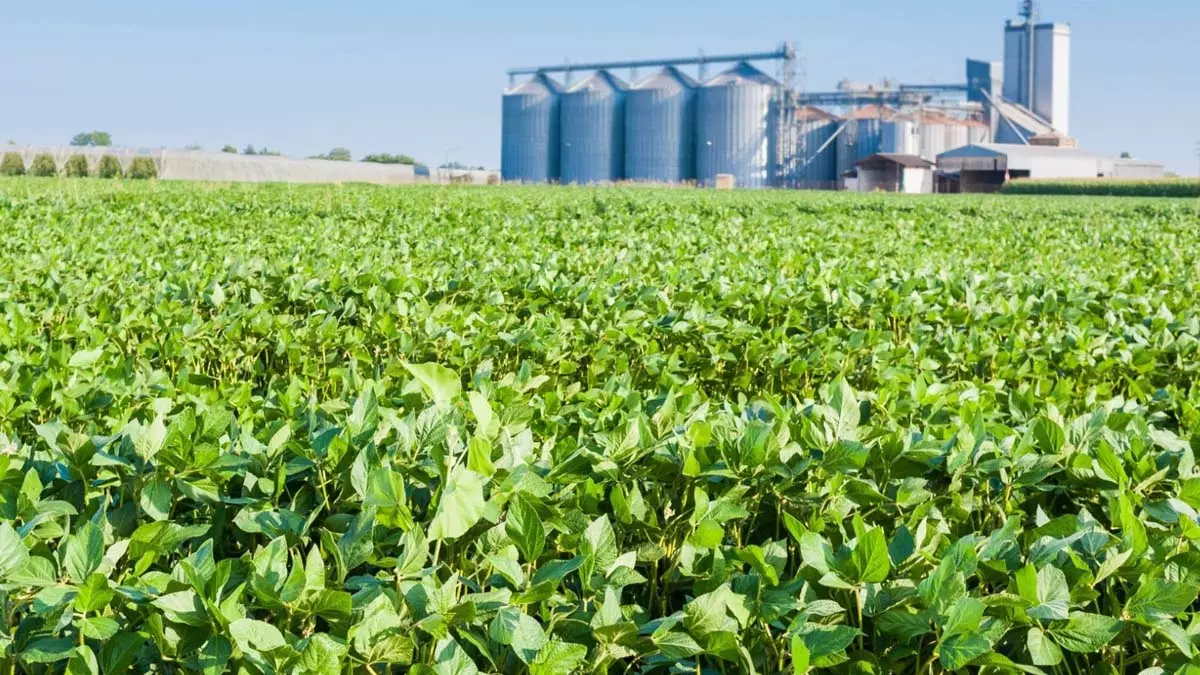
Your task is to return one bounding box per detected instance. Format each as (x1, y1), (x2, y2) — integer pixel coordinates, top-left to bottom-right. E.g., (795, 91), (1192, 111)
(29, 153), (58, 177)
(0, 152), (25, 176)
(363, 153), (418, 165)
(127, 157), (158, 179)
(222, 145), (238, 154)
(63, 154), (90, 177)
(70, 131), (113, 147)
(1119, 151), (1132, 159)
(96, 155), (123, 178)
(326, 147), (352, 161)
(243, 145), (257, 156)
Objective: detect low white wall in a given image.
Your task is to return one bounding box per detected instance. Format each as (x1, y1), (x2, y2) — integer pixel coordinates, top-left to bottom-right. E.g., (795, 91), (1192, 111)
(1, 145), (500, 186)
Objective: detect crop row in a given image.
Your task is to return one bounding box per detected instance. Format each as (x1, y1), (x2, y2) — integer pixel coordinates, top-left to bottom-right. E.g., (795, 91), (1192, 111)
(1001, 178), (1200, 198)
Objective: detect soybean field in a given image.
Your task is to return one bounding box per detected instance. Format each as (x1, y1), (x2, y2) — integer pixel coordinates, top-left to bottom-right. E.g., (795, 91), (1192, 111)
(1, 179), (1199, 674)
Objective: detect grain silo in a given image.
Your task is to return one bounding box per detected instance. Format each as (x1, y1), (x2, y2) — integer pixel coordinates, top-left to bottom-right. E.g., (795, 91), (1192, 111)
(560, 70), (628, 184)
(696, 62), (778, 189)
(501, 73), (563, 183)
(837, 105), (896, 178)
(624, 66), (697, 183)
(793, 106), (840, 188)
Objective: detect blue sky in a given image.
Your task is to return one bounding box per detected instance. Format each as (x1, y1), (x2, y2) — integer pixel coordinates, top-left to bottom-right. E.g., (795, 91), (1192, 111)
(3, 0), (1197, 174)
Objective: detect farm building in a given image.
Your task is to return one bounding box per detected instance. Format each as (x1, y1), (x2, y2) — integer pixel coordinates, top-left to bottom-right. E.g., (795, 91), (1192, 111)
(936, 143), (1165, 193)
(853, 154), (935, 193)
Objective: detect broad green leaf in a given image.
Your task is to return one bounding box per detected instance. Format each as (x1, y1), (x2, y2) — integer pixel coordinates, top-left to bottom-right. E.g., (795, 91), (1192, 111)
(506, 496), (545, 563)
(1124, 580), (1199, 624)
(938, 632), (992, 670)
(1026, 565), (1070, 622)
(847, 527), (890, 584)
(529, 641), (587, 675)
(153, 590), (209, 627)
(68, 348), (104, 369)
(404, 362), (462, 406)
(64, 521), (105, 583)
(1027, 627), (1062, 666)
(0, 522), (29, 577)
(1050, 612), (1124, 652)
(230, 618), (288, 653)
(429, 467), (486, 541)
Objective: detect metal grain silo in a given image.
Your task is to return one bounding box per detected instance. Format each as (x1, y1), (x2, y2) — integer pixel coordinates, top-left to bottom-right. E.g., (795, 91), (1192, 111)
(837, 105), (894, 179)
(560, 70), (627, 184)
(793, 106), (839, 188)
(625, 66), (697, 183)
(696, 62), (778, 189)
(501, 73), (563, 183)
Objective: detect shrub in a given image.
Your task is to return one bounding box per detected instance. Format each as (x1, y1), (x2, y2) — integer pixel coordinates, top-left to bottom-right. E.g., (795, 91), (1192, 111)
(96, 155), (123, 179)
(0, 152), (24, 176)
(63, 154), (90, 178)
(127, 157), (158, 180)
(29, 153), (58, 177)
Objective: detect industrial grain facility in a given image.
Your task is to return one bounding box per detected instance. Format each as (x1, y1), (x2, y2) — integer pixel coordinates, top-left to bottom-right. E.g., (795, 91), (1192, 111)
(500, 1), (1163, 189)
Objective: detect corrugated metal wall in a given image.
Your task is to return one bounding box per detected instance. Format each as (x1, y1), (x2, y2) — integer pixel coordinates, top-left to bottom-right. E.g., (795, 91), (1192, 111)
(560, 70), (627, 184)
(837, 114), (890, 178)
(696, 62), (777, 189)
(624, 67), (696, 183)
(793, 108), (839, 187)
(501, 73), (562, 183)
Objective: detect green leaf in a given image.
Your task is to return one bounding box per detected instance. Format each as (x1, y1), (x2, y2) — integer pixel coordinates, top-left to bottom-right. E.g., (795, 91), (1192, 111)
(298, 634), (347, 675)
(529, 641), (587, 675)
(64, 521), (105, 583)
(790, 634), (810, 674)
(1026, 565), (1070, 622)
(153, 590), (209, 627)
(1124, 580), (1199, 624)
(134, 416), (167, 461)
(1027, 627), (1063, 666)
(68, 348), (104, 369)
(653, 632), (703, 660)
(490, 607), (547, 664)
(230, 618), (288, 653)
(0, 522), (29, 578)
(139, 477), (172, 521)
(848, 527), (890, 584)
(429, 467), (486, 541)
(21, 638), (75, 664)
(75, 574), (115, 613)
(404, 362), (462, 406)
(938, 632), (992, 670)
(799, 623), (860, 659)
(1050, 612), (1124, 652)
(431, 637), (479, 675)
(100, 633), (143, 674)
(65, 646), (100, 675)
(189, 636), (232, 675)
(506, 496), (546, 563)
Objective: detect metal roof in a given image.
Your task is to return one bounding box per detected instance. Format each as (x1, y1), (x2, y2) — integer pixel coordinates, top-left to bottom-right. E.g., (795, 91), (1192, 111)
(795, 105), (838, 122)
(704, 61), (778, 87)
(938, 144), (1102, 161)
(856, 153), (935, 169)
(632, 65), (697, 91)
(505, 72), (564, 96)
(568, 70), (628, 94)
(937, 143), (1106, 173)
(843, 104), (898, 120)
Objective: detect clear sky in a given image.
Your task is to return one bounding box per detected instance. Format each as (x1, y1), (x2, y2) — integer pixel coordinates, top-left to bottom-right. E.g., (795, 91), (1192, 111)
(3, 0), (1197, 174)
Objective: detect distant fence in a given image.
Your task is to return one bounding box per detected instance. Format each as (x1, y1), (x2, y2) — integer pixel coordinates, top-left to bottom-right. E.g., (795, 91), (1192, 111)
(0, 145), (500, 186)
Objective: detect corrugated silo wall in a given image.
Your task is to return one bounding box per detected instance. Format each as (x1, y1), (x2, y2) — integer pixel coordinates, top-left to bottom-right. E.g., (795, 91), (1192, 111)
(794, 119), (838, 188)
(837, 119), (884, 179)
(560, 88), (625, 184)
(625, 86), (695, 183)
(696, 83), (776, 188)
(501, 88), (561, 183)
